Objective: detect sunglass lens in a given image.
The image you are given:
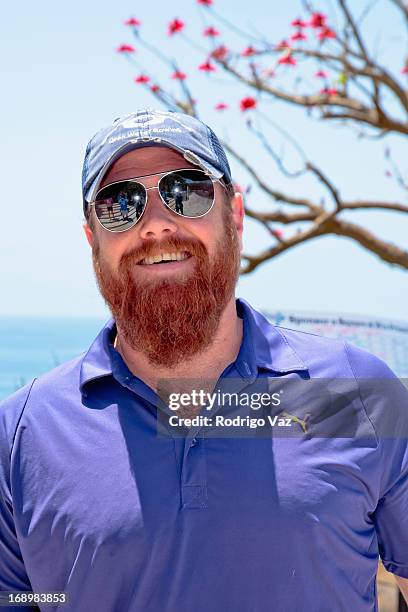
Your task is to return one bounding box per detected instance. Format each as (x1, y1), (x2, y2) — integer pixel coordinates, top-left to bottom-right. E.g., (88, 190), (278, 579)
(94, 182), (146, 231)
(159, 170), (214, 218)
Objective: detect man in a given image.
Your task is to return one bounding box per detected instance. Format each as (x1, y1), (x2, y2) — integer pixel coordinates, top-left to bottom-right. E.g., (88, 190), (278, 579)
(173, 180), (184, 215)
(0, 109), (407, 612)
(106, 196), (114, 221)
(118, 190), (129, 221)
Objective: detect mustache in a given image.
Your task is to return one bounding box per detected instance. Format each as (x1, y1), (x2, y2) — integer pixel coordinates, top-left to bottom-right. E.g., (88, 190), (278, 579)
(119, 236), (208, 268)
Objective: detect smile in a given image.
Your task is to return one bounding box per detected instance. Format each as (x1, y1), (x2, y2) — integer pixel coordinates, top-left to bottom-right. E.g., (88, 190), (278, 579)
(139, 251), (191, 265)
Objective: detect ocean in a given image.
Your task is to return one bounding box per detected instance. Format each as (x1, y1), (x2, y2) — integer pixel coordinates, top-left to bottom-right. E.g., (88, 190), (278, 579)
(2, 310), (407, 401)
(0, 317), (106, 401)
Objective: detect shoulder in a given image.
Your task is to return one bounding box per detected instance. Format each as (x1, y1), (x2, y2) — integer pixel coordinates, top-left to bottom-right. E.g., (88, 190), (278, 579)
(0, 354), (85, 433)
(273, 323), (359, 377)
(0, 354), (86, 475)
(0, 380), (36, 456)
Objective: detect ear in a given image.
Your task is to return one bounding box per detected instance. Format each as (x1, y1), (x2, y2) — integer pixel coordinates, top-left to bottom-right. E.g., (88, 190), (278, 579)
(231, 191), (244, 248)
(83, 220), (94, 248)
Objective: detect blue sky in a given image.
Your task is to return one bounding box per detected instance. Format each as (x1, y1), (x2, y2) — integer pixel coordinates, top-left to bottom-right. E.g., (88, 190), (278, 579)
(1, 0), (407, 319)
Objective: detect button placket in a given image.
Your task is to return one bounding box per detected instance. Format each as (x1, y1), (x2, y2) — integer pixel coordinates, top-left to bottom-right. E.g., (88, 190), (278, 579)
(180, 434), (208, 509)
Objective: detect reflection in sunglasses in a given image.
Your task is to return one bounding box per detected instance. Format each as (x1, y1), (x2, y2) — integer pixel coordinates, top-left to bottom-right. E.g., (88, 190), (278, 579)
(92, 169), (216, 232)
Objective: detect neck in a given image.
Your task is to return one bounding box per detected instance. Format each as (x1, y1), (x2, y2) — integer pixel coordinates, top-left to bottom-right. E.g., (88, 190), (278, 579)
(114, 297), (243, 392)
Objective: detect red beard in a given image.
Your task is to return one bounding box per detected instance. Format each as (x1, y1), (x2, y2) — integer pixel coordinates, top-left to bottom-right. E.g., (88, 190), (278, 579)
(92, 207), (240, 366)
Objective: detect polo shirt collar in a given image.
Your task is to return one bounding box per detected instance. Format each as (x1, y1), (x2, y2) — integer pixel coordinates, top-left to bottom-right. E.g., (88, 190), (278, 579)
(79, 298), (308, 392)
(79, 318), (115, 392)
(235, 298), (308, 377)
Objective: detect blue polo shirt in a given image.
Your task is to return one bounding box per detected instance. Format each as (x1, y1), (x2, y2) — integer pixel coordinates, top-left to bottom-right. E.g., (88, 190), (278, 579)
(0, 298), (407, 611)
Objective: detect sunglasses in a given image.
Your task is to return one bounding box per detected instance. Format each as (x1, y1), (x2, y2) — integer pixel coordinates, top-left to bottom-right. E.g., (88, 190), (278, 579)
(88, 168), (224, 233)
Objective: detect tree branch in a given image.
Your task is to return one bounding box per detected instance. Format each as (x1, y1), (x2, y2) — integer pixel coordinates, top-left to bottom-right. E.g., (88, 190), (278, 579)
(306, 163), (342, 210)
(245, 207), (318, 224)
(338, 0), (370, 61)
(217, 59), (408, 133)
(389, 0), (408, 21)
(241, 212), (333, 273)
(342, 201), (408, 213)
(328, 217), (408, 268)
(222, 141), (321, 211)
(242, 215), (408, 274)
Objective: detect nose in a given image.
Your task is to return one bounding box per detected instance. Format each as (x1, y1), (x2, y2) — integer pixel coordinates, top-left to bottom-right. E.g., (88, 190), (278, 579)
(137, 188), (178, 241)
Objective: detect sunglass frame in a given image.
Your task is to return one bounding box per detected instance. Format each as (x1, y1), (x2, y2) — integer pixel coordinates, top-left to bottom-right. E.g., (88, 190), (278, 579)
(88, 168), (224, 233)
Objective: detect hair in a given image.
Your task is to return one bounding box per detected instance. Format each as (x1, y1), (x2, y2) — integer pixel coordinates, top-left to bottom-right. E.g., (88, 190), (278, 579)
(225, 181), (235, 198)
(84, 205), (95, 231)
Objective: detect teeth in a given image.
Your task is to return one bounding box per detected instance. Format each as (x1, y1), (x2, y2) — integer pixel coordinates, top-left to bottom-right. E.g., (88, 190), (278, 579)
(140, 252), (189, 265)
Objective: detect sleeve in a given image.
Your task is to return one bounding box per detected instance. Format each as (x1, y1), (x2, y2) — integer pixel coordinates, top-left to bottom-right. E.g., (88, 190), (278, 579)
(373, 438), (408, 577)
(0, 381), (40, 611)
(345, 342), (408, 578)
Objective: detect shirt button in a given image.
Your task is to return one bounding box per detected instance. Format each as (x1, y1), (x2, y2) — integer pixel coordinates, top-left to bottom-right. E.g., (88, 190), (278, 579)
(190, 438), (198, 447)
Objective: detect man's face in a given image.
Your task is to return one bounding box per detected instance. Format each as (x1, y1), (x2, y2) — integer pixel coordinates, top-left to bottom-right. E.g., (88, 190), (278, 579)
(83, 146), (244, 366)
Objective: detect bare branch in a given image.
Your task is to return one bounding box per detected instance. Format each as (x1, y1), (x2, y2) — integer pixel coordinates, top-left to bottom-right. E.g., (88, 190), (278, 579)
(241, 212), (334, 274)
(242, 214), (408, 274)
(223, 141), (321, 211)
(389, 0), (408, 21)
(321, 110), (408, 134)
(328, 217), (408, 268)
(246, 123), (306, 179)
(245, 207), (318, 224)
(338, 0), (370, 60)
(306, 163), (342, 210)
(342, 201), (408, 213)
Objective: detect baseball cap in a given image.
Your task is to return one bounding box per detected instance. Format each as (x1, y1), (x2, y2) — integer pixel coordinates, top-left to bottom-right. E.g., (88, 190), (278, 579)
(81, 108), (232, 216)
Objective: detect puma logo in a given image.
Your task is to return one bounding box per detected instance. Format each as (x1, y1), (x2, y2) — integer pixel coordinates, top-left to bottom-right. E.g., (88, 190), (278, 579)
(281, 411), (310, 434)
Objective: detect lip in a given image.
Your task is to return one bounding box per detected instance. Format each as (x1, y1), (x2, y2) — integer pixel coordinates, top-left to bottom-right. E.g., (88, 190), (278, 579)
(136, 254), (194, 272)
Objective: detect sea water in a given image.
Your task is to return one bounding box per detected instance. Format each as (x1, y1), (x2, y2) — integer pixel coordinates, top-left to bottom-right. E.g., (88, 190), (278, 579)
(0, 317), (106, 400)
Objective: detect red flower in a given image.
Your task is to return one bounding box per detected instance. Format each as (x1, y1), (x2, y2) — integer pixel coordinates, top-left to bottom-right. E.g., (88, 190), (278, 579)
(124, 17), (141, 27)
(197, 0), (213, 5)
(291, 18), (307, 28)
(275, 39), (291, 51)
(309, 12), (327, 28)
(278, 53), (297, 66)
(134, 74), (150, 84)
(271, 228), (284, 239)
(117, 44), (136, 53)
(320, 87), (339, 96)
(291, 31), (307, 41)
(199, 60), (216, 72)
(168, 18), (185, 35)
(317, 26), (336, 40)
(172, 70), (187, 80)
(203, 26), (220, 37)
(241, 45), (258, 57)
(240, 96), (257, 111)
(401, 65), (408, 74)
(315, 69), (328, 78)
(211, 45), (229, 60)
(215, 102), (229, 110)
(150, 84), (161, 92)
